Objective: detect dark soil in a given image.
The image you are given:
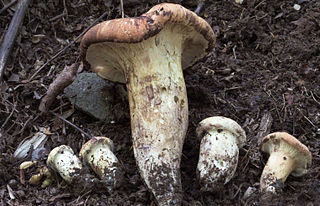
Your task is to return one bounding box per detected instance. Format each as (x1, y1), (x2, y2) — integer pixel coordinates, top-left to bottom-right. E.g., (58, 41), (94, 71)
(1, 0), (319, 205)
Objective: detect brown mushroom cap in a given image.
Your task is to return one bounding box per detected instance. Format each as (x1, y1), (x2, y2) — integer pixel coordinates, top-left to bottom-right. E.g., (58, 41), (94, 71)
(260, 132), (312, 176)
(80, 3), (215, 83)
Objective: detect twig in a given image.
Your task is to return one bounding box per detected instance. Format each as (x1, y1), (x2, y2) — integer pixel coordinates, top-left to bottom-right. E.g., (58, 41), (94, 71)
(194, 1), (205, 14)
(50, 112), (92, 139)
(310, 91), (320, 106)
(0, 0), (31, 84)
(1, 101), (17, 129)
(49, 13), (66, 22)
(39, 63), (79, 113)
(28, 10), (109, 82)
(120, 0), (124, 18)
(0, 0), (18, 15)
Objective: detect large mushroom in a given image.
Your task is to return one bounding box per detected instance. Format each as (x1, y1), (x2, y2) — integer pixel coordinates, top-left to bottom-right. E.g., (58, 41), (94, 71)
(259, 132), (312, 194)
(80, 3), (215, 205)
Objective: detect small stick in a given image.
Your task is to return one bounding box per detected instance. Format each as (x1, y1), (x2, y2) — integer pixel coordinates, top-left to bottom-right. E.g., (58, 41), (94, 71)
(39, 63), (79, 113)
(0, 0), (18, 15)
(194, 1), (205, 14)
(50, 112), (92, 139)
(49, 13), (66, 22)
(120, 0), (124, 18)
(0, 0), (31, 84)
(28, 10), (109, 82)
(1, 101), (17, 129)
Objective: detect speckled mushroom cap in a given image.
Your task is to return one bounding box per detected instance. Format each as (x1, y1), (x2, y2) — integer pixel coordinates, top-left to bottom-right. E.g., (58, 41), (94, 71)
(79, 136), (114, 158)
(80, 3), (216, 83)
(260, 132), (312, 176)
(196, 116), (246, 148)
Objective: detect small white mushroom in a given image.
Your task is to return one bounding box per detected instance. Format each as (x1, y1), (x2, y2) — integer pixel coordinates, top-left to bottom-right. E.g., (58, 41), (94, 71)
(79, 137), (123, 190)
(196, 116), (246, 192)
(259, 132), (312, 194)
(47, 145), (82, 184)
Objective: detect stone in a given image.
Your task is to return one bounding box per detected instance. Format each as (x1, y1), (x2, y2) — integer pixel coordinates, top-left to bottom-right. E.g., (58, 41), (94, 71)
(64, 72), (115, 121)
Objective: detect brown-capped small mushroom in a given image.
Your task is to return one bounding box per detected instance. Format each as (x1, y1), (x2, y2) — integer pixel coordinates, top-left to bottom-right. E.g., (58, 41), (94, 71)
(259, 132), (312, 194)
(47, 145), (82, 184)
(196, 116), (246, 192)
(80, 3), (215, 205)
(79, 137), (123, 192)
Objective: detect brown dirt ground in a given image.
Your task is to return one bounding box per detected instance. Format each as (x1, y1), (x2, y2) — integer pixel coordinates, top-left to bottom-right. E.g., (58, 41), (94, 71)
(0, 0), (319, 205)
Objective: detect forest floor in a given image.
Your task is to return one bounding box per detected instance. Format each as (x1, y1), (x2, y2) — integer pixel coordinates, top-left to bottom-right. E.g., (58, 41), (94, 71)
(0, 0), (319, 205)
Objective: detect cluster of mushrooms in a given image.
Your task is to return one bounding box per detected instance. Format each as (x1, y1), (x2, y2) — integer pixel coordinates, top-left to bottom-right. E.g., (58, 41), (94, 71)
(46, 3), (312, 205)
(48, 137), (123, 192)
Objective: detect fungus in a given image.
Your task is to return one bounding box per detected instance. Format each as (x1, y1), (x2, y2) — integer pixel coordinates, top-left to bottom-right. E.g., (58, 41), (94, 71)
(80, 3), (215, 205)
(79, 137), (123, 192)
(259, 132), (312, 194)
(47, 145), (82, 184)
(196, 116), (246, 192)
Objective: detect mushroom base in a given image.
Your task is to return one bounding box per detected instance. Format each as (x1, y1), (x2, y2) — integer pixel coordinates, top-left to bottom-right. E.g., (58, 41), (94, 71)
(260, 151), (295, 193)
(197, 130), (239, 192)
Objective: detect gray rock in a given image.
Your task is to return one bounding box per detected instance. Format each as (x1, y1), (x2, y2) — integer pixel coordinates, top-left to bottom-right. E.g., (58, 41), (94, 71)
(64, 72), (115, 121)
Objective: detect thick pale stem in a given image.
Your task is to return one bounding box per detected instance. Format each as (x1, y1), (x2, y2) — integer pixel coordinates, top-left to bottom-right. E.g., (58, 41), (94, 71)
(124, 34), (188, 205)
(197, 130), (239, 191)
(86, 24), (195, 205)
(260, 151), (295, 193)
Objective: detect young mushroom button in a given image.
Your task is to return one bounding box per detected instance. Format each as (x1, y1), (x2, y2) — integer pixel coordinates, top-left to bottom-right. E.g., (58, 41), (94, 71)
(79, 137), (123, 193)
(196, 116), (246, 192)
(259, 132), (312, 194)
(80, 3), (215, 205)
(47, 145), (83, 184)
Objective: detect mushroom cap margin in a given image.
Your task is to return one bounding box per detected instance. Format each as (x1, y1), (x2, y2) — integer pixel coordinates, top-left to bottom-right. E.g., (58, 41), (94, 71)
(47, 145), (75, 167)
(196, 116), (246, 148)
(79, 136), (115, 159)
(79, 3), (216, 82)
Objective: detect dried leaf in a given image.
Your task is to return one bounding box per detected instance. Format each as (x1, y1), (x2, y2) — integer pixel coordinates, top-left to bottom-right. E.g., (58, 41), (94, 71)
(19, 161), (38, 170)
(13, 132), (48, 159)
